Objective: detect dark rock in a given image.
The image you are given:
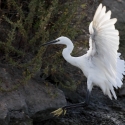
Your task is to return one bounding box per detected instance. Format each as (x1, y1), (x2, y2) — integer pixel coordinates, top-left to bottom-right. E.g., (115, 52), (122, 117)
(0, 103), (9, 125)
(0, 67), (66, 125)
(102, 0), (125, 23)
(118, 83), (125, 96)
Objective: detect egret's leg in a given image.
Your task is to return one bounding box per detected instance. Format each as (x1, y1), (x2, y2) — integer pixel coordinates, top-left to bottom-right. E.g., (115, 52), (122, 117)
(85, 89), (91, 105)
(51, 89), (91, 116)
(63, 89), (91, 109)
(51, 79), (93, 116)
(61, 78), (92, 110)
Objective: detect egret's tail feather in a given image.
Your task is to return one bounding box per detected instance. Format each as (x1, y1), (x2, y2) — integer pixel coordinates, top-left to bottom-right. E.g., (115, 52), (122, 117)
(116, 53), (125, 88)
(108, 53), (125, 100)
(110, 86), (117, 100)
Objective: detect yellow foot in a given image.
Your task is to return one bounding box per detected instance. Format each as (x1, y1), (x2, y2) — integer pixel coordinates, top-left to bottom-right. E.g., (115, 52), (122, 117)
(51, 108), (67, 117)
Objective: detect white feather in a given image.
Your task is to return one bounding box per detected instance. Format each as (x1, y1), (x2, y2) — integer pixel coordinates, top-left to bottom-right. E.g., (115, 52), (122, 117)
(87, 4), (125, 99)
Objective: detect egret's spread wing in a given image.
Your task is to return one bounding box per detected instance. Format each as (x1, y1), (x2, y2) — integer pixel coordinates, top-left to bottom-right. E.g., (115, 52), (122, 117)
(87, 4), (123, 93)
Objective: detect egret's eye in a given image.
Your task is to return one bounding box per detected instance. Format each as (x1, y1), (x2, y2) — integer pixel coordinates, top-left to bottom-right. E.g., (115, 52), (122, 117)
(57, 39), (60, 41)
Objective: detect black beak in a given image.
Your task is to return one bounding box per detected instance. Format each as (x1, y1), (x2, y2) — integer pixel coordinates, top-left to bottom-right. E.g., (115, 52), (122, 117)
(41, 40), (58, 46)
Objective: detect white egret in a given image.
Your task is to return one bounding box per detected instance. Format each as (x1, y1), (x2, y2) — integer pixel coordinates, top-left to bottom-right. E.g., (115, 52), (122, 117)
(42, 4), (125, 116)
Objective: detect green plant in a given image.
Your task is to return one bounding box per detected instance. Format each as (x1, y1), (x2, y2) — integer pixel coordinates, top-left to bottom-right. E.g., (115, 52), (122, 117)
(0, 0), (86, 91)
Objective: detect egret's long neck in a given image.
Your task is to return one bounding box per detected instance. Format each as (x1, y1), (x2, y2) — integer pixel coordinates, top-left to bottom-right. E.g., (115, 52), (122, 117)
(62, 41), (79, 68)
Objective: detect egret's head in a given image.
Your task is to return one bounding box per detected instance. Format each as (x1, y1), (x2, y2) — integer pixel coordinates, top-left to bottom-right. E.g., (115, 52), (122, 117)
(42, 36), (71, 46)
